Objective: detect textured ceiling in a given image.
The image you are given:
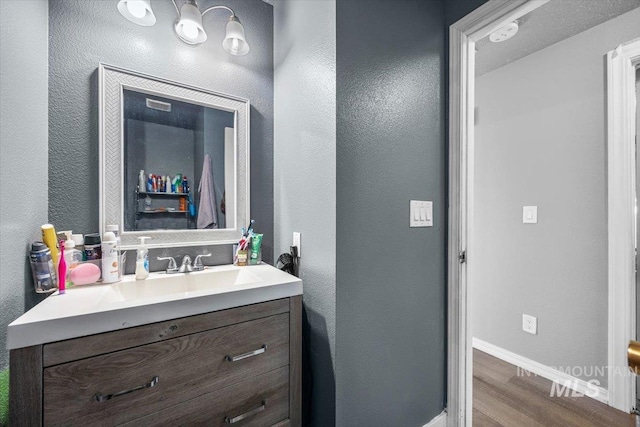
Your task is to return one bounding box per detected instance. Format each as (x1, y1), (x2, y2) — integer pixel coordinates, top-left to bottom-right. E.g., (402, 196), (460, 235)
(476, 0), (640, 76)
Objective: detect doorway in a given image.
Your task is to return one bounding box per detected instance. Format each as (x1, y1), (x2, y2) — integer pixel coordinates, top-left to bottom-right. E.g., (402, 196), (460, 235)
(448, 0), (640, 425)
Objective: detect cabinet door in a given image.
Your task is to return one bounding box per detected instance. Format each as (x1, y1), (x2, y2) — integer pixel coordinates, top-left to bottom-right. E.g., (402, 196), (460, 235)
(43, 313), (289, 426)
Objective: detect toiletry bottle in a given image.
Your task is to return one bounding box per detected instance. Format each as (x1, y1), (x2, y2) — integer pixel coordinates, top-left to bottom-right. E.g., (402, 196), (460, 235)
(101, 231), (120, 283)
(135, 236), (151, 280)
(41, 224), (60, 267)
(62, 231), (83, 276)
(84, 233), (102, 261)
(139, 170), (146, 192)
(106, 225), (122, 279)
(30, 241), (58, 293)
(71, 233), (85, 261)
(58, 240), (67, 294)
(106, 225), (121, 249)
(183, 176), (188, 194)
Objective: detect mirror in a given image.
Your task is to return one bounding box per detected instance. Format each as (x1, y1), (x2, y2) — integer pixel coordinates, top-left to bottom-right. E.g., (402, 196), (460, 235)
(99, 64), (249, 249)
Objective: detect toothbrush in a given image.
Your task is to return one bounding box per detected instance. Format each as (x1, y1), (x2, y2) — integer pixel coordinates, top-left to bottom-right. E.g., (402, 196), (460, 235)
(245, 219), (255, 236)
(58, 240), (67, 295)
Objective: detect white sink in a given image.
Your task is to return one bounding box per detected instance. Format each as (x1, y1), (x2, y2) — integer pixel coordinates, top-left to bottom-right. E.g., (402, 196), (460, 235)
(103, 267), (262, 303)
(7, 263), (302, 350)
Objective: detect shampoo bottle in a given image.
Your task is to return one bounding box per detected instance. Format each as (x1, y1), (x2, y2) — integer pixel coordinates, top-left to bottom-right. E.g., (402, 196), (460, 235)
(101, 231), (120, 283)
(135, 236), (151, 280)
(139, 170), (146, 192)
(41, 224), (60, 267)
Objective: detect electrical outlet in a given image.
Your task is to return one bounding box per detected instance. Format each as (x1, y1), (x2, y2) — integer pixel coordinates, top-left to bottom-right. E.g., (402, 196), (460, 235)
(522, 314), (537, 335)
(293, 232), (301, 257)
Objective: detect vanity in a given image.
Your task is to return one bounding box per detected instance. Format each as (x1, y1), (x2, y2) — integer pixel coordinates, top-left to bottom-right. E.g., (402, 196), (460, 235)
(9, 264), (302, 426)
(9, 45), (295, 425)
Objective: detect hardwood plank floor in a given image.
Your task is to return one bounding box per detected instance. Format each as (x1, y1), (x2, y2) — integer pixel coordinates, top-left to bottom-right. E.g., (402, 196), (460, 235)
(473, 348), (637, 427)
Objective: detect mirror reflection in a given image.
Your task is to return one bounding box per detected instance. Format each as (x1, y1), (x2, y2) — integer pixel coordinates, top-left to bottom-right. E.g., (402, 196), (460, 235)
(123, 89), (235, 232)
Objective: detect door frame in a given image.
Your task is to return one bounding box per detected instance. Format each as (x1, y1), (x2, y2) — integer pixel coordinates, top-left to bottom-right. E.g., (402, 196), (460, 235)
(446, 1), (637, 425)
(607, 38), (640, 413)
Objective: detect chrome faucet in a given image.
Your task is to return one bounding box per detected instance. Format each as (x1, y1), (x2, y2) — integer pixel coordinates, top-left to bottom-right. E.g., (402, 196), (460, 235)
(157, 253), (211, 274)
(179, 255), (193, 273)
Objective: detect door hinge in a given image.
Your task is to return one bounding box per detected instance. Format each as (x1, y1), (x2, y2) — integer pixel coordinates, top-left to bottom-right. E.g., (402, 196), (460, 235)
(459, 250), (466, 264)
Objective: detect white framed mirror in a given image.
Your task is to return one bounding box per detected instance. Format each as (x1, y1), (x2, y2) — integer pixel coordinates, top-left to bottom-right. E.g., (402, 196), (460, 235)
(98, 64), (249, 249)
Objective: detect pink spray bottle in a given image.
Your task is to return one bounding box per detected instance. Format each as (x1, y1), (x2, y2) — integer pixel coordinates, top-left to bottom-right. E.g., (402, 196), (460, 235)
(58, 240), (66, 295)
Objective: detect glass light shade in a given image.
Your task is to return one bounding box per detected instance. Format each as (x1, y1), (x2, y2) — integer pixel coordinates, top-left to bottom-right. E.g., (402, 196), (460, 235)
(175, 2), (207, 45)
(117, 0), (156, 26)
(222, 18), (250, 56)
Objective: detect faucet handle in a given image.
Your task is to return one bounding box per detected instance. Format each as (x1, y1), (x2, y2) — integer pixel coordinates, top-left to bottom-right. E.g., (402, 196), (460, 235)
(194, 253), (212, 271)
(157, 257), (178, 274)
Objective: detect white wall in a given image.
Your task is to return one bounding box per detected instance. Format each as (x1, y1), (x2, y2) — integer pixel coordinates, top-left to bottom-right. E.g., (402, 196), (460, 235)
(0, 0), (49, 369)
(472, 7), (640, 387)
(274, 1), (336, 424)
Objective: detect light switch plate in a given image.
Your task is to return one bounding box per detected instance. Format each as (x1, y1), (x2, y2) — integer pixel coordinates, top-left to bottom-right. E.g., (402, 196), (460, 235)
(523, 206), (538, 224)
(410, 201), (433, 227)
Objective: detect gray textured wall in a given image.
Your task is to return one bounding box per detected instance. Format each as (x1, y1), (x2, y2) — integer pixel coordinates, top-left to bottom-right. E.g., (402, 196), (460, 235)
(472, 8), (640, 387)
(48, 0), (274, 266)
(0, 0), (49, 369)
(445, 0), (488, 27)
(335, 1), (447, 425)
(125, 121), (195, 231)
(274, 1), (337, 425)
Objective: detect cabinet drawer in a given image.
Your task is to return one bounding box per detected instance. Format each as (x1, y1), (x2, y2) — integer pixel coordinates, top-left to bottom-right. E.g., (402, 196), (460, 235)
(43, 313), (289, 426)
(43, 299), (290, 367)
(121, 366), (289, 427)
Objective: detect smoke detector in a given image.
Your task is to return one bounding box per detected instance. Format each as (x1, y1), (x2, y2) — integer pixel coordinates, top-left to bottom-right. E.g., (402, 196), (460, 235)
(489, 21), (519, 43)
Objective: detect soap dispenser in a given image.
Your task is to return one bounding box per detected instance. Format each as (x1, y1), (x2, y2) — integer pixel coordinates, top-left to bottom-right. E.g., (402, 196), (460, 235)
(135, 236), (152, 280)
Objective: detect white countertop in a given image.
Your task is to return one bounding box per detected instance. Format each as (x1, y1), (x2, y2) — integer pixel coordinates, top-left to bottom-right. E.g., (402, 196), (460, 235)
(7, 263), (302, 350)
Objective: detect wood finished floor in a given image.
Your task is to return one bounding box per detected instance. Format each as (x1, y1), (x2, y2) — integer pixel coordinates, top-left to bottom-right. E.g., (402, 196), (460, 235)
(473, 349), (638, 427)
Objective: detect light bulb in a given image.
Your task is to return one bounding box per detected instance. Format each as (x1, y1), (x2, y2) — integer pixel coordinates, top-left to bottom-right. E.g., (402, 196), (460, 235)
(126, 1), (147, 19)
(181, 22), (199, 40)
(229, 38), (240, 54)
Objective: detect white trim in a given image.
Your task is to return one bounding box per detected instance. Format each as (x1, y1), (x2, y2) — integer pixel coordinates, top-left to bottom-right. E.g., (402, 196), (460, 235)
(473, 338), (609, 405)
(607, 38), (640, 413)
(447, 2), (550, 426)
(423, 410), (447, 427)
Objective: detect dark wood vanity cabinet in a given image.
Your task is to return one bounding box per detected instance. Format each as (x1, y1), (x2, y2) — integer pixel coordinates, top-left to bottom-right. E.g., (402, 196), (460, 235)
(9, 296), (302, 427)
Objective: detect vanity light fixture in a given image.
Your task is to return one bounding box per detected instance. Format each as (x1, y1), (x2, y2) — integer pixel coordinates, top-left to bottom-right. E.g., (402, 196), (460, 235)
(117, 0), (250, 56)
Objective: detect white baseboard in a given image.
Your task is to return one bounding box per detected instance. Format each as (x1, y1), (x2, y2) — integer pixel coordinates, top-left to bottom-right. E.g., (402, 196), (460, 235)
(423, 410), (447, 427)
(472, 338), (609, 404)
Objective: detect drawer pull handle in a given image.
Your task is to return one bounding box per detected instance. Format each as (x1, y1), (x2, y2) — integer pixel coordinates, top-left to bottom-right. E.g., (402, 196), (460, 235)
(225, 344), (267, 362)
(225, 400), (266, 424)
(94, 376), (159, 402)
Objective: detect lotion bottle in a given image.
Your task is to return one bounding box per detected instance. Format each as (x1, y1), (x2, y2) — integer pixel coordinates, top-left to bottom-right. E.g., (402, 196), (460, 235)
(101, 231), (120, 283)
(62, 230), (83, 274)
(135, 236), (151, 280)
